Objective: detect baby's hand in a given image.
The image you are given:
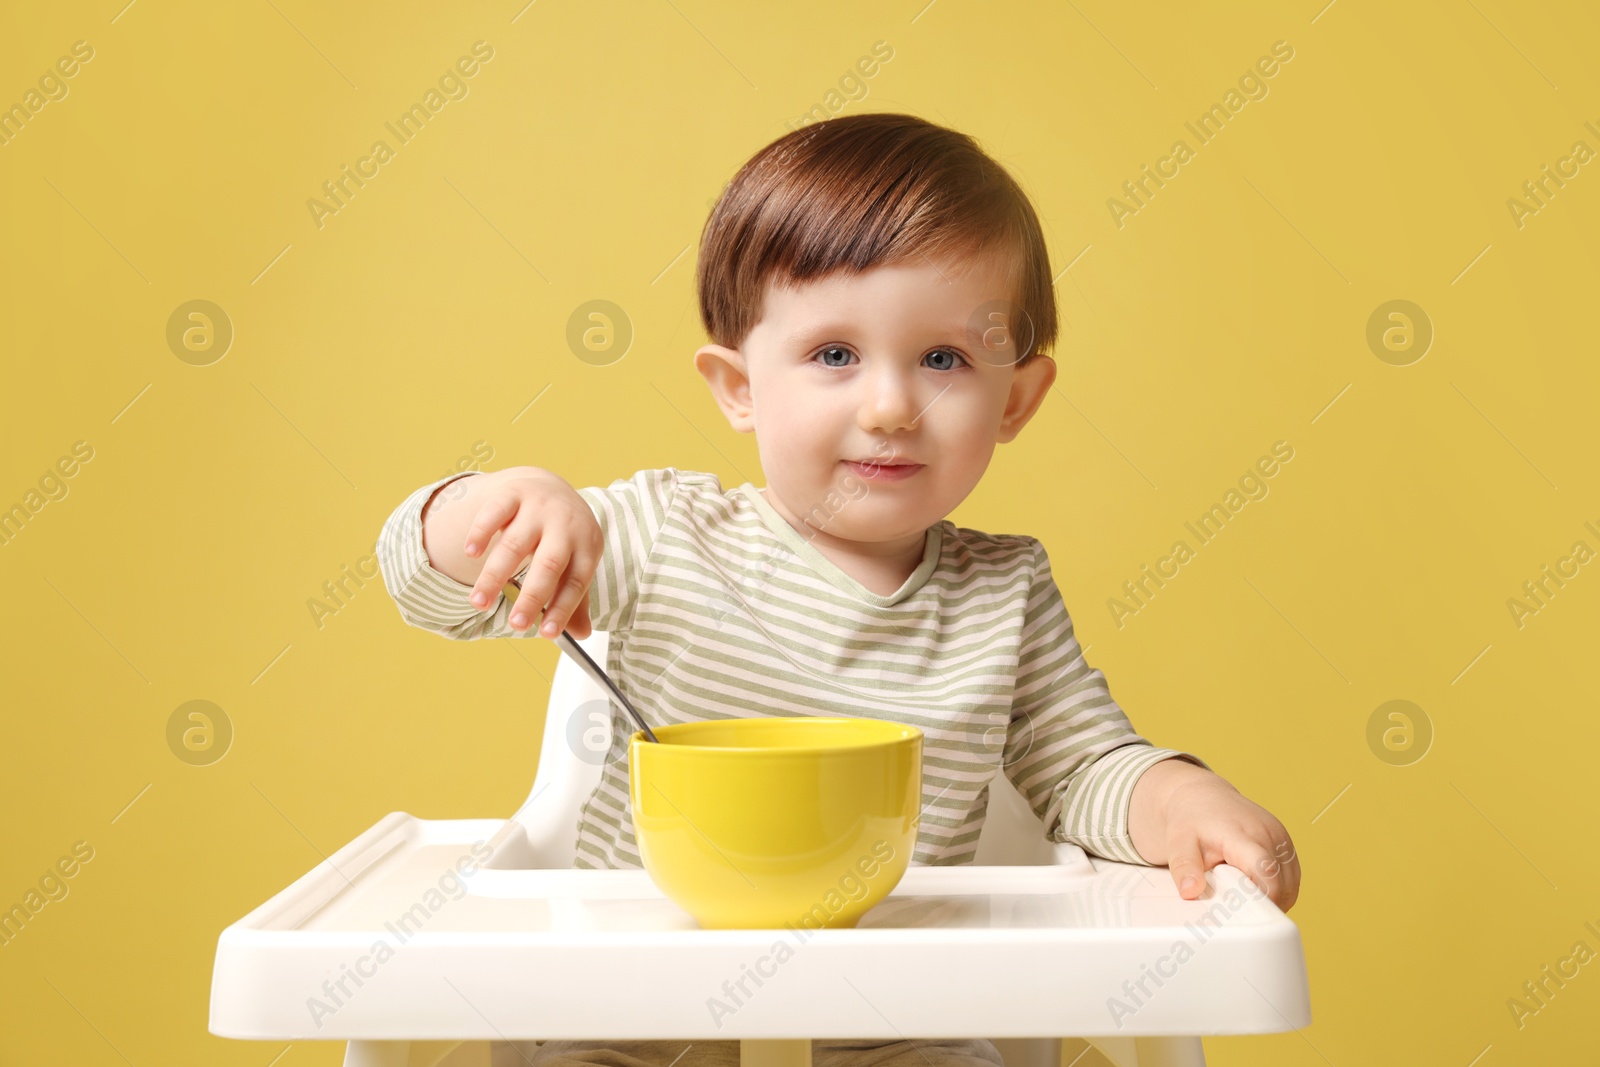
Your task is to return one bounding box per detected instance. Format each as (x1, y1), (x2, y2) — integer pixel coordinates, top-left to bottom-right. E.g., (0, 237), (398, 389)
(1130, 760), (1301, 911)
(1162, 773), (1300, 911)
(461, 467), (603, 638)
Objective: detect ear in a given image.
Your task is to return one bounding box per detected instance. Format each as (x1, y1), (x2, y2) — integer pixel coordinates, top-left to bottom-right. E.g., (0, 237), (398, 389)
(996, 355), (1057, 444)
(694, 343), (755, 433)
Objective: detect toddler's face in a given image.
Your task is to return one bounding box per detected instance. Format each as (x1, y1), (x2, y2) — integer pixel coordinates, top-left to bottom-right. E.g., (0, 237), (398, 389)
(696, 248), (1056, 544)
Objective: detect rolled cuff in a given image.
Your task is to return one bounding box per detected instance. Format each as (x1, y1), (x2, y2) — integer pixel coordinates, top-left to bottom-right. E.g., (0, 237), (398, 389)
(1054, 743), (1212, 866)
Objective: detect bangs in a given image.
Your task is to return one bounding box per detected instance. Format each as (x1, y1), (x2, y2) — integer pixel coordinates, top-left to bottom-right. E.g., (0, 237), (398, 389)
(697, 113), (1057, 364)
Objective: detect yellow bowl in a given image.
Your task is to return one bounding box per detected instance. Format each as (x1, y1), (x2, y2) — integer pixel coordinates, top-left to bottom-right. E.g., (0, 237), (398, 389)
(629, 717), (922, 930)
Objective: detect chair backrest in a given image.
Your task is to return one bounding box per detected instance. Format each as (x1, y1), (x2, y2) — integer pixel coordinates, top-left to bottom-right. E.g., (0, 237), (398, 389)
(512, 630), (1054, 867)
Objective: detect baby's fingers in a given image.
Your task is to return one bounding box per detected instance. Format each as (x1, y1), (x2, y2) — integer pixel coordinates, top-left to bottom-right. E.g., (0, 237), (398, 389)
(566, 596), (594, 640)
(467, 502), (528, 607)
(1167, 835), (1209, 901)
(463, 491), (521, 561)
(538, 550), (597, 638)
(508, 532), (573, 633)
(1231, 836), (1298, 912)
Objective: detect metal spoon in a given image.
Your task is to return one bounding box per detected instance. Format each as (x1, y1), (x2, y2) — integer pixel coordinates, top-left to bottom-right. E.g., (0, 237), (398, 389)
(550, 626), (659, 744)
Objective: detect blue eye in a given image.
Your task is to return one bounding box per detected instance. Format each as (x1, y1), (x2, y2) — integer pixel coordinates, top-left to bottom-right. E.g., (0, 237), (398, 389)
(810, 346), (968, 370)
(923, 349), (966, 371)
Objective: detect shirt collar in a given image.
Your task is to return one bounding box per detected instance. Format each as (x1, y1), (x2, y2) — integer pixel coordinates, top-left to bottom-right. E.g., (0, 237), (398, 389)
(733, 483), (943, 607)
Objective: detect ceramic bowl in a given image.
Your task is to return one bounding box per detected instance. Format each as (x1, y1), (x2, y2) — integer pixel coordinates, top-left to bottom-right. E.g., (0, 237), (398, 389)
(629, 716), (921, 930)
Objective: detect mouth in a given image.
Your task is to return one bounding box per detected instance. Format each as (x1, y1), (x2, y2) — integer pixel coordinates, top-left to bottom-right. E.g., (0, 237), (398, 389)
(844, 459), (924, 482)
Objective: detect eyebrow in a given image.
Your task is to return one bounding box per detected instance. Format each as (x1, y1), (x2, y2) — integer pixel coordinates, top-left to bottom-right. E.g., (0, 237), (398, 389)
(781, 324), (971, 349)
(781, 324), (851, 348)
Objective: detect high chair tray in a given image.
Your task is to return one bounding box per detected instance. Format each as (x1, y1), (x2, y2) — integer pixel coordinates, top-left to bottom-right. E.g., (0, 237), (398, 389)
(210, 812), (1310, 1041)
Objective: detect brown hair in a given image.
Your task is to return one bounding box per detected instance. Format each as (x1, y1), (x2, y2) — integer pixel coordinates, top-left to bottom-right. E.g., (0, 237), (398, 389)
(695, 112), (1056, 365)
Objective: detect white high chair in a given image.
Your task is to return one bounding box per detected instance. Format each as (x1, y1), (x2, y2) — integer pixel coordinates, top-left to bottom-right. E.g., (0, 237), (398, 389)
(209, 630), (1310, 1067)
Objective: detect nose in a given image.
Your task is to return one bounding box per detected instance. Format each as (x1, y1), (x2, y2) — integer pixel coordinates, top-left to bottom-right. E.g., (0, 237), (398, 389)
(857, 362), (921, 435)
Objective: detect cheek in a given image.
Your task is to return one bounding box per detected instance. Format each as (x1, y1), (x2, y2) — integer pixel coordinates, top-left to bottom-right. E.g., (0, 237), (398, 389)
(944, 440), (997, 482)
(927, 391), (1003, 481)
(758, 376), (842, 434)
(939, 389), (1004, 447)
(750, 373), (838, 471)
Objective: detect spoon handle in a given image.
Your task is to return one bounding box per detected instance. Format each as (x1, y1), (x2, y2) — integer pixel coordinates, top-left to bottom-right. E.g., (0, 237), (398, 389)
(552, 630), (660, 744)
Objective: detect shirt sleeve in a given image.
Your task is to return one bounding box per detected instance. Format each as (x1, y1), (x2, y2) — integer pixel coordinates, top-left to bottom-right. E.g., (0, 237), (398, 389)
(1002, 539), (1212, 866)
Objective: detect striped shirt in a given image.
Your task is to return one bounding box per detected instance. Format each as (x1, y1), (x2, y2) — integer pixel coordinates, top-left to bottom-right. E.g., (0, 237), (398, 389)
(376, 467), (1207, 870)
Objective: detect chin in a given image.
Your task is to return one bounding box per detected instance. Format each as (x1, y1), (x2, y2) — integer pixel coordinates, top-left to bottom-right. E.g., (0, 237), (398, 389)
(844, 511), (942, 544)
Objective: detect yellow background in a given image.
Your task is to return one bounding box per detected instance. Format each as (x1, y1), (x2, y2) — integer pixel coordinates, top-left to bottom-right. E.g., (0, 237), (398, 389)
(2, 0), (1597, 1062)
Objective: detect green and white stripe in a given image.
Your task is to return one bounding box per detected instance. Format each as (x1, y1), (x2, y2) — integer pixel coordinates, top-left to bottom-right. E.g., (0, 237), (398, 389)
(377, 467), (1207, 869)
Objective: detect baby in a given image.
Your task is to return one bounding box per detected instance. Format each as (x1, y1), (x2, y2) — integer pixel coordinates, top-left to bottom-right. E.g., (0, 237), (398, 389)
(377, 112), (1300, 1067)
